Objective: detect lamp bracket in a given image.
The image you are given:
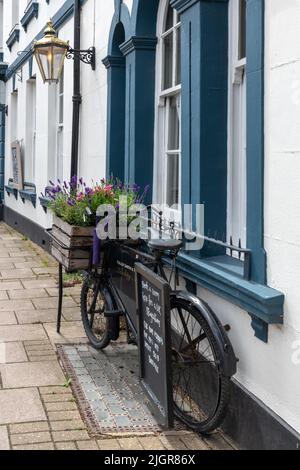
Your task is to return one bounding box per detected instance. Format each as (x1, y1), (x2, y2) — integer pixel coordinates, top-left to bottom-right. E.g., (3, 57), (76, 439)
(66, 46), (96, 70)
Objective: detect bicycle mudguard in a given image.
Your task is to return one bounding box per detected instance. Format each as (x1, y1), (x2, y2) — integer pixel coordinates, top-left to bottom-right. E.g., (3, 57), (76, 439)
(171, 291), (238, 378)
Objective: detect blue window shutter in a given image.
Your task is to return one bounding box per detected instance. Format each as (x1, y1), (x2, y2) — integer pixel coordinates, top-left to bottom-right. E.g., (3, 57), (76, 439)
(175, 0), (229, 257)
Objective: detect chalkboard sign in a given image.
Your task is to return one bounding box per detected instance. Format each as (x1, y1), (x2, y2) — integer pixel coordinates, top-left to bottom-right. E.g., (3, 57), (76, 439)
(135, 263), (173, 429)
(11, 141), (23, 190)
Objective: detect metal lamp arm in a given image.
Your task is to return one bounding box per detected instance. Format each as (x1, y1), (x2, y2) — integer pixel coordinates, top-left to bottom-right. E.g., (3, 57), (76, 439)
(66, 46), (96, 70)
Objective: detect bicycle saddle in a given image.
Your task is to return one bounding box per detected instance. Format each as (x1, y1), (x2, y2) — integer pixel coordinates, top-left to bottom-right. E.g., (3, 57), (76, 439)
(148, 239), (183, 252)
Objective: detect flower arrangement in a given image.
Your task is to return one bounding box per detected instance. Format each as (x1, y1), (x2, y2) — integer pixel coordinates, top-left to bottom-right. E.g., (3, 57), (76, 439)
(43, 176), (150, 227)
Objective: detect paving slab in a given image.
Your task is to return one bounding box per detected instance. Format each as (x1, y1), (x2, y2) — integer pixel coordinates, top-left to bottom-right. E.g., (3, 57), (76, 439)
(0, 299), (34, 312)
(0, 324), (47, 342)
(0, 269), (36, 280)
(32, 297), (77, 310)
(0, 281), (23, 291)
(0, 361), (66, 388)
(33, 267), (59, 276)
(13, 442), (55, 450)
(0, 291), (9, 300)
(1, 342), (28, 364)
(44, 322), (87, 344)
(0, 311), (17, 325)
(22, 279), (58, 289)
(62, 308), (82, 322)
(0, 263), (14, 271)
(0, 426), (10, 450)
(8, 289), (48, 300)
(0, 388), (46, 425)
(15, 309), (58, 325)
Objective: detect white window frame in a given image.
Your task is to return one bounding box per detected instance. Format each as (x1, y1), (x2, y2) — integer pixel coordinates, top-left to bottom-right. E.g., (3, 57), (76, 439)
(153, 0), (181, 221)
(25, 78), (37, 182)
(11, 0), (19, 28)
(227, 0), (247, 250)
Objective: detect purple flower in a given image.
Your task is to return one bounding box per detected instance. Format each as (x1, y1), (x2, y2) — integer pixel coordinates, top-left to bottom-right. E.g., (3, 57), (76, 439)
(85, 187), (94, 196)
(64, 181), (68, 189)
(144, 184), (151, 193)
(67, 199), (75, 207)
(70, 176), (78, 189)
(79, 177), (83, 185)
(49, 180), (55, 186)
(132, 184), (140, 193)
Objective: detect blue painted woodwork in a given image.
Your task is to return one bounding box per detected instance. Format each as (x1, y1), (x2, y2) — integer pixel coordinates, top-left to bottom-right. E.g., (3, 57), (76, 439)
(172, 0), (228, 258)
(246, 0), (266, 285)
(103, 2), (131, 181)
(0, 105), (5, 203)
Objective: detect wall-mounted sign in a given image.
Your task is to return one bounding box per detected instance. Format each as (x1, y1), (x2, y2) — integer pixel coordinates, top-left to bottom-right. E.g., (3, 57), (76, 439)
(11, 141), (23, 190)
(135, 263), (173, 429)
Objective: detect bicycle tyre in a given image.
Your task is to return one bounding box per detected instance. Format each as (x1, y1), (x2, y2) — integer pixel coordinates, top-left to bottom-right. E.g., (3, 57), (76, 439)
(81, 274), (112, 350)
(170, 297), (230, 434)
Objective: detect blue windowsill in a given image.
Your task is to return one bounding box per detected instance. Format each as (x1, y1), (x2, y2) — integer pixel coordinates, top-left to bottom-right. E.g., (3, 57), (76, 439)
(205, 255), (244, 278)
(21, 1), (39, 32)
(19, 183), (37, 208)
(39, 196), (51, 213)
(5, 183), (18, 200)
(175, 252), (284, 343)
(6, 26), (20, 51)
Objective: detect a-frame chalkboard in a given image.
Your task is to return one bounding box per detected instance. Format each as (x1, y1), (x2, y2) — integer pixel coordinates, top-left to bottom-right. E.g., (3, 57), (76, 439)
(135, 263), (174, 429)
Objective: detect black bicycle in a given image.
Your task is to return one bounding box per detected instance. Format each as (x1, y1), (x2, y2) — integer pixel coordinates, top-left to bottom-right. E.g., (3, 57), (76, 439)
(80, 236), (237, 434)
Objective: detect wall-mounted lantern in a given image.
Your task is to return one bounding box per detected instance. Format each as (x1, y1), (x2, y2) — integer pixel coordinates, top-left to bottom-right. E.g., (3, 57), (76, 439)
(33, 20), (96, 84)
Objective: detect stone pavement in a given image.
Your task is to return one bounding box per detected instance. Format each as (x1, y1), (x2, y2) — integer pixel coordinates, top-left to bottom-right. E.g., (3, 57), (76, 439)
(0, 222), (236, 451)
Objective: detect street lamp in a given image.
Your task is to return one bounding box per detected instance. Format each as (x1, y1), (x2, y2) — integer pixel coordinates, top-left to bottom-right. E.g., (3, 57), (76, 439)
(33, 7), (96, 178)
(33, 21), (69, 84)
(33, 20), (96, 85)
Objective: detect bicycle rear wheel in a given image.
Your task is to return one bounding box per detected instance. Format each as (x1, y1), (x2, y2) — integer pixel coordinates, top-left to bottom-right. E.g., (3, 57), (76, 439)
(170, 297), (230, 434)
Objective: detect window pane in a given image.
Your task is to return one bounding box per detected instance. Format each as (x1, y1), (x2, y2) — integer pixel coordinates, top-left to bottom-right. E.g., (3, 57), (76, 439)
(239, 0), (246, 60)
(175, 27), (181, 86)
(168, 96), (180, 151)
(163, 32), (173, 90)
(59, 96), (64, 125)
(164, 4), (173, 32)
(166, 154), (179, 207)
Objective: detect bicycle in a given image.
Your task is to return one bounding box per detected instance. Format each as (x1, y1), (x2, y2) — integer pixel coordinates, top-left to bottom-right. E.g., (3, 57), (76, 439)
(80, 235), (237, 434)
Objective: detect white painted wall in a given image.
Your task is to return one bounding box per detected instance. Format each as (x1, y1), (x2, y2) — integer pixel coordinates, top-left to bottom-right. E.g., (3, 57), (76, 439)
(196, 0), (300, 434)
(2, 0), (115, 229)
(1, 0), (300, 436)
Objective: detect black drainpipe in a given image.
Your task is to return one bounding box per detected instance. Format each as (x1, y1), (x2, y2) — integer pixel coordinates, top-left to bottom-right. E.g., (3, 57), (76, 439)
(70, 0), (81, 178)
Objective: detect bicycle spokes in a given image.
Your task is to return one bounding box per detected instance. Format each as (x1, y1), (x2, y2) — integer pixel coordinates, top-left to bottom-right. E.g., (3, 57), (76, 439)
(171, 301), (222, 427)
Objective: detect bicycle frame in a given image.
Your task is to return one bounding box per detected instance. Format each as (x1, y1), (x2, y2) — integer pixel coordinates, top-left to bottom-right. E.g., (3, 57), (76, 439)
(99, 240), (169, 340)
(94, 239), (237, 378)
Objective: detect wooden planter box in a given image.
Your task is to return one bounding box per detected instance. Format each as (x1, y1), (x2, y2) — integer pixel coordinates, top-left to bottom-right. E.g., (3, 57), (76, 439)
(51, 216), (94, 272)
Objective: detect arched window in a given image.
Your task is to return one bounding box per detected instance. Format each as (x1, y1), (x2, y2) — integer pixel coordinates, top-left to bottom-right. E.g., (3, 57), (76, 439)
(154, 1), (181, 209)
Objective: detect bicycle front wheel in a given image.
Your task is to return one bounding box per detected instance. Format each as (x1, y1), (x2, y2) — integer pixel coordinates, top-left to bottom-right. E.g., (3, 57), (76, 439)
(170, 297), (230, 434)
(81, 274), (112, 350)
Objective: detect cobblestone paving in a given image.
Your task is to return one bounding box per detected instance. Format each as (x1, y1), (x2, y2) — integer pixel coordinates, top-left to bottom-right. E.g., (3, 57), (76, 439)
(0, 222), (237, 451)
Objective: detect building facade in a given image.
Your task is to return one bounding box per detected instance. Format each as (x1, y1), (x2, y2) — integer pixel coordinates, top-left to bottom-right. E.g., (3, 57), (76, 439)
(0, 0), (299, 449)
